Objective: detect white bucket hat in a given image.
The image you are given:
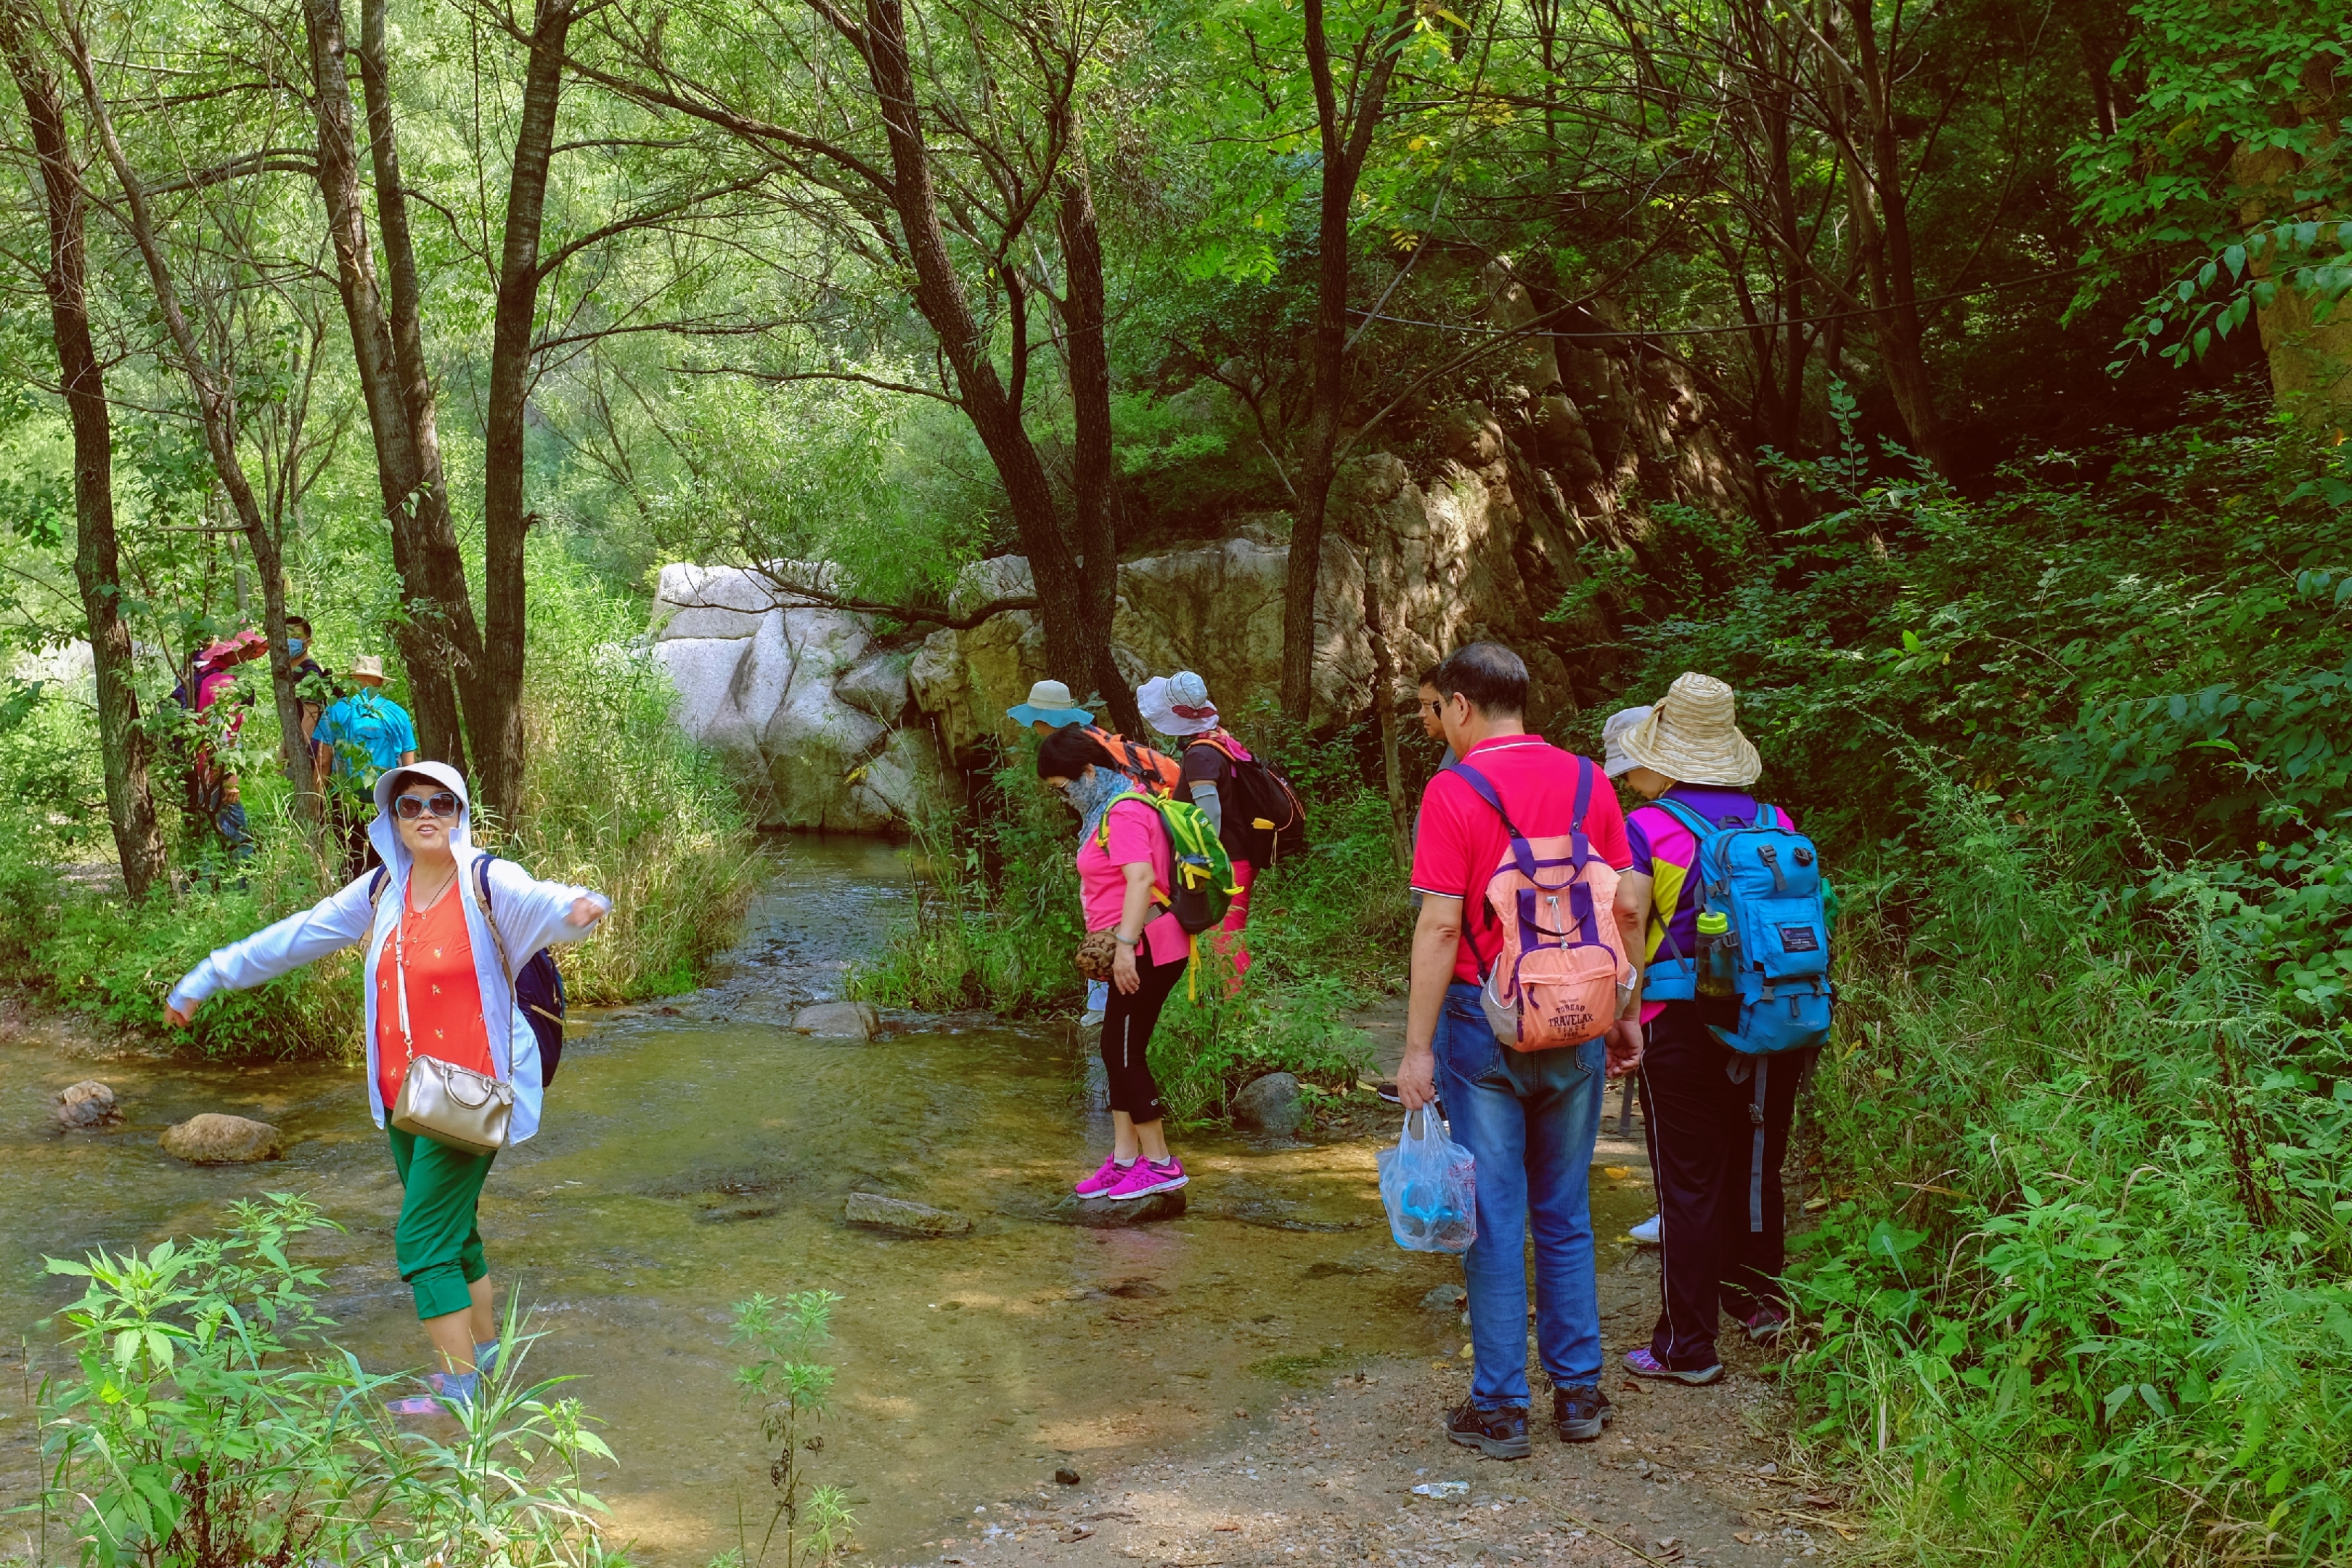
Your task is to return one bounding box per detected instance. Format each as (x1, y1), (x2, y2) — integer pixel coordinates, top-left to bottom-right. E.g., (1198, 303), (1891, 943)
(1138, 671), (1219, 738)
(1618, 674), (1761, 787)
(1600, 705), (1653, 777)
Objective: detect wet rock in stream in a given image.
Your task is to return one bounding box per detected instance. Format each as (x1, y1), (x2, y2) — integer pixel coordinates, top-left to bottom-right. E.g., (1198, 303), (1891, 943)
(159, 1113), (286, 1163)
(845, 1191), (973, 1237)
(52, 1079), (121, 1130)
(1051, 1188), (1187, 1226)
(794, 1001), (878, 1038)
(1230, 1070), (1305, 1135)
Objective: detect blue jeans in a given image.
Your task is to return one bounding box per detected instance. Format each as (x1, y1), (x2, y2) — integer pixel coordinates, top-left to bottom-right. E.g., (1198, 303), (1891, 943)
(1434, 982), (1606, 1408)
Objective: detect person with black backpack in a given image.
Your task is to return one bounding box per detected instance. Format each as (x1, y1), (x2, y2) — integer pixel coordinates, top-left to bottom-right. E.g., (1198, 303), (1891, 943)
(1138, 671), (1304, 991)
(164, 761), (608, 1417)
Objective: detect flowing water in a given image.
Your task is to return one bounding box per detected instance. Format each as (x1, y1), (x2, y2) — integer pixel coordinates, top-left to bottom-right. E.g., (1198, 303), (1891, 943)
(0, 838), (1653, 1563)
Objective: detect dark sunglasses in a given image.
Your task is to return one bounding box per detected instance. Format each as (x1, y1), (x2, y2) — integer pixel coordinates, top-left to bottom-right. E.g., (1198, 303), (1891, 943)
(393, 791), (460, 820)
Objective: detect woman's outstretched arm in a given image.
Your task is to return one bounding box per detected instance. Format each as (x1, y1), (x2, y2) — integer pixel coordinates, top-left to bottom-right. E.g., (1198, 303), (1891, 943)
(165, 874), (378, 1025)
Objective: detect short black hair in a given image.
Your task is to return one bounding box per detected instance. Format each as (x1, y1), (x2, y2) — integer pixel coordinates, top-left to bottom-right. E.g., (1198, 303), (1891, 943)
(1036, 725), (1117, 780)
(1428, 641), (1527, 717)
(285, 616), (311, 637)
(1416, 662), (1441, 689)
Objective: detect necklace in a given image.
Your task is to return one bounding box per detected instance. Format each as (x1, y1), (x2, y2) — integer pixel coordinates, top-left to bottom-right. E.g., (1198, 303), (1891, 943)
(409, 861), (459, 912)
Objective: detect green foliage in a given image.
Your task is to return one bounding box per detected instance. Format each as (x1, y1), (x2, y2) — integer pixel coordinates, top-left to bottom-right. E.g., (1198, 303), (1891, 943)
(725, 1290), (853, 1568)
(30, 1195), (619, 1568)
(1784, 780), (2352, 1562)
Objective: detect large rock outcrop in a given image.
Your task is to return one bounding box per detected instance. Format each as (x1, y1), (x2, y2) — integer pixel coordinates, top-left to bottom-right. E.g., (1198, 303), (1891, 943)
(650, 563), (948, 830)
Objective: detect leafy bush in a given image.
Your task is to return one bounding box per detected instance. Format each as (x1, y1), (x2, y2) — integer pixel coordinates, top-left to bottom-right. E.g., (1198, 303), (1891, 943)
(28, 1194), (621, 1568)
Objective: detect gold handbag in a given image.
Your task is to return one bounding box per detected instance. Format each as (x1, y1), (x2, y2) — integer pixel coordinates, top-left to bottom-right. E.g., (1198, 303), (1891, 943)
(386, 881), (511, 1156)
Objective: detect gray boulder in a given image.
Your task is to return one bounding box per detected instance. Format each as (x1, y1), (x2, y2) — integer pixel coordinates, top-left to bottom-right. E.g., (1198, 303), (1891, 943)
(53, 1079), (120, 1130)
(794, 1001), (878, 1039)
(160, 1114), (285, 1164)
(845, 1192), (973, 1238)
(836, 649), (914, 724)
(1421, 1283), (1468, 1314)
(1231, 1071), (1307, 1135)
(1053, 1188), (1188, 1227)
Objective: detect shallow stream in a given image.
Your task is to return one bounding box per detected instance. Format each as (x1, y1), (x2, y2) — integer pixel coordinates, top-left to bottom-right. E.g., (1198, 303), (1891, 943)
(0, 838), (1650, 1562)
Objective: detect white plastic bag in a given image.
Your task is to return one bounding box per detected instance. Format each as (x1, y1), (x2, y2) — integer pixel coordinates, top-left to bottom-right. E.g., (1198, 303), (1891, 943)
(1377, 1107), (1478, 1253)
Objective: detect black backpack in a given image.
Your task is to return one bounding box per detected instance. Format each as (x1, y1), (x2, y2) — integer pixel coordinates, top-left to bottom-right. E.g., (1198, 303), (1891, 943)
(367, 858), (569, 1082)
(1193, 735), (1308, 865)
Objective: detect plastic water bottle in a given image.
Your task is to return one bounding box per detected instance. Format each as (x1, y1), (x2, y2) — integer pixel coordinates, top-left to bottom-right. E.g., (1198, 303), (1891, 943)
(1696, 910), (1737, 997)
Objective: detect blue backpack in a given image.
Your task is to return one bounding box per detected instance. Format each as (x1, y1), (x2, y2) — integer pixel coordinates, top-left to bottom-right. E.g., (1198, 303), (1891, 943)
(1641, 799), (1832, 1055)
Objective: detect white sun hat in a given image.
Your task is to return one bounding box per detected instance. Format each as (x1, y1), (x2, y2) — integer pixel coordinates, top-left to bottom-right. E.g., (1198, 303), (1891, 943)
(1601, 705), (1654, 777)
(1618, 673), (1762, 787)
(1137, 671), (1220, 738)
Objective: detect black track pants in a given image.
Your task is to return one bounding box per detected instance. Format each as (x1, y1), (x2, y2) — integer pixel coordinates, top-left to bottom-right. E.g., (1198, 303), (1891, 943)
(1101, 950), (1188, 1122)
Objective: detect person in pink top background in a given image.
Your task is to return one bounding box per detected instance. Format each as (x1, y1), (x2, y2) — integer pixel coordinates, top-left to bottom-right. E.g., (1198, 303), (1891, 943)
(1036, 726), (1191, 1203)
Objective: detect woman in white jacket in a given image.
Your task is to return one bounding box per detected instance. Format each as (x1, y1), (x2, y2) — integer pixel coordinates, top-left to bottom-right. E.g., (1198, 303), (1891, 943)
(166, 761), (608, 1413)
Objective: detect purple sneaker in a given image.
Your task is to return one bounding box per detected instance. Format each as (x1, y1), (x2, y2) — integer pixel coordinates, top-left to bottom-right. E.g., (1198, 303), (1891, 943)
(1106, 1157), (1187, 1200)
(1074, 1156), (1132, 1198)
(1622, 1347), (1723, 1386)
(386, 1369), (478, 1416)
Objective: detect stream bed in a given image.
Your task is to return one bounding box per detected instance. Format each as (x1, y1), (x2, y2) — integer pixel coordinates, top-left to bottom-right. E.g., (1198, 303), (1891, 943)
(0, 838), (1650, 1563)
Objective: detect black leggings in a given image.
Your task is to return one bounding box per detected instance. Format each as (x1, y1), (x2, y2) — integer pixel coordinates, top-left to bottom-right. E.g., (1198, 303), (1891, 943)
(1101, 949), (1188, 1122)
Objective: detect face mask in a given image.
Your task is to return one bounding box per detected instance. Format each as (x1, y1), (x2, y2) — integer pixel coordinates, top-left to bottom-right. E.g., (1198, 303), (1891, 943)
(286, 638), (306, 656)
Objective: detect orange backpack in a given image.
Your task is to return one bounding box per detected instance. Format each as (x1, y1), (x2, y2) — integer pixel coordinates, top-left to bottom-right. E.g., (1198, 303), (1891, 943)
(1084, 726), (1183, 798)
(1448, 755), (1631, 1052)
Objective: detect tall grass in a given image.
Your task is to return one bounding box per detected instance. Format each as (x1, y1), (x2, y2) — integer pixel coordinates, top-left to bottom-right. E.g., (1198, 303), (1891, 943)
(1787, 777), (2352, 1563)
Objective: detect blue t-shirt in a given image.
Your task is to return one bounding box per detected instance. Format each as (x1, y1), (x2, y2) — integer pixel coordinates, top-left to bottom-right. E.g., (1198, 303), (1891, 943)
(312, 691), (417, 780)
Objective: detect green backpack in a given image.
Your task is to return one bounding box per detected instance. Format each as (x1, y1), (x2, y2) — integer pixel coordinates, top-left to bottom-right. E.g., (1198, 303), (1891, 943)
(1094, 790), (1238, 935)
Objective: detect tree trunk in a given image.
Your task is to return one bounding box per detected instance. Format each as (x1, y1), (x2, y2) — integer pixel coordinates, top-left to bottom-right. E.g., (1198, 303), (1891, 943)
(2233, 105), (2352, 428)
(862, 0), (1106, 710)
(1836, 0), (1951, 475)
(62, 19), (312, 807)
(356, 0), (481, 769)
(1278, 0), (1411, 722)
(1363, 566), (1408, 865)
(1055, 158), (1141, 736)
(0, 5), (166, 898)
(303, 0), (474, 775)
(473, 0), (577, 822)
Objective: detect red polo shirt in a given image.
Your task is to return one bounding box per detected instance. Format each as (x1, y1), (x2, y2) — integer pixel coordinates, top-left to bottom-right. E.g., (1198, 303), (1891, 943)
(1410, 735), (1632, 987)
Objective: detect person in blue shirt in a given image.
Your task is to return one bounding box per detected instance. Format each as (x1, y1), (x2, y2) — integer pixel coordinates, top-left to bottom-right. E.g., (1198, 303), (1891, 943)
(312, 656), (420, 881)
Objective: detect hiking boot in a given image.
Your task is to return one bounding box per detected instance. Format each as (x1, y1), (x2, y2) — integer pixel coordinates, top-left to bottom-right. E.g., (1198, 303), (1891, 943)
(1551, 1384), (1613, 1442)
(1074, 1156), (1131, 1198)
(1105, 1157), (1186, 1200)
(1622, 1347), (1723, 1386)
(1739, 1304), (1792, 1344)
(1442, 1401), (1531, 1460)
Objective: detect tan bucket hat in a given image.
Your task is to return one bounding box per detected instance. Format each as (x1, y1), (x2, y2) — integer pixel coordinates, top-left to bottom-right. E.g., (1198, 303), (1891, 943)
(349, 655), (388, 685)
(1619, 673), (1761, 786)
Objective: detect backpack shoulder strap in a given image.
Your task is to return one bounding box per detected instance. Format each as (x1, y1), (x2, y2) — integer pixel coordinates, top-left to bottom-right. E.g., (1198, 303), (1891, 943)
(467, 854), (521, 995)
(367, 867), (388, 907)
(1443, 761), (1540, 889)
(1569, 753), (1593, 833)
(1092, 790), (1156, 851)
(1648, 796), (1718, 846)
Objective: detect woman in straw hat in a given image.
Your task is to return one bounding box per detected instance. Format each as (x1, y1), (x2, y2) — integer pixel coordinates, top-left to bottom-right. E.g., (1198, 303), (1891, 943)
(1612, 673), (1813, 1385)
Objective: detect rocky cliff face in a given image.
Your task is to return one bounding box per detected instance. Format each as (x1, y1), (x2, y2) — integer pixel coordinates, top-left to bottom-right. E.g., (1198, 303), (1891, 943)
(651, 324), (1757, 823)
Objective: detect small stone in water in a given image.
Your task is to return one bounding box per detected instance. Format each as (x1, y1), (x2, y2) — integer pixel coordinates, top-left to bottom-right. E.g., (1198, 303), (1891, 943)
(1054, 1467), (1080, 1485)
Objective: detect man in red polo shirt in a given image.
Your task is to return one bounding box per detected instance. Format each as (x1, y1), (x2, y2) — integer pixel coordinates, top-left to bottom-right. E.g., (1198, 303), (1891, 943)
(1397, 642), (1645, 1460)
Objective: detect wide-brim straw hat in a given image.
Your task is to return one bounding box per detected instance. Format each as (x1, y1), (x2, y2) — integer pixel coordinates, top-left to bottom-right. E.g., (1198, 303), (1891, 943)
(1619, 674), (1761, 786)
(1006, 678), (1092, 728)
(1138, 671), (1218, 738)
(349, 655), (388, 685)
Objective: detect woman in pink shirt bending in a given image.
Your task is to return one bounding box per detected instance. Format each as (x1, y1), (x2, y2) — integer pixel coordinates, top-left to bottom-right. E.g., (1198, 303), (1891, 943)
(1037, 726), (1191, 1202)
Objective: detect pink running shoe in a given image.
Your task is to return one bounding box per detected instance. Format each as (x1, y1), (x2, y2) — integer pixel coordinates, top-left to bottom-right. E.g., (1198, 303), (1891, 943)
(1106, 1156), (1188, 1201)
(1622, 1347), (1723, 1386)
(1074, 1156), (1133, 1198)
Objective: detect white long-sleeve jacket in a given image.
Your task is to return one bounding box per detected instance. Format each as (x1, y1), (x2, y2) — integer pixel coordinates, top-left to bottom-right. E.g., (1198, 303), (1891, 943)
(165, 759), (608, 1145)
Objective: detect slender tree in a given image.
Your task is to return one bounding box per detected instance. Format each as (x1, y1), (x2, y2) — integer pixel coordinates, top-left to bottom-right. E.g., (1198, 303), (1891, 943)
(0, 0), (166, 897)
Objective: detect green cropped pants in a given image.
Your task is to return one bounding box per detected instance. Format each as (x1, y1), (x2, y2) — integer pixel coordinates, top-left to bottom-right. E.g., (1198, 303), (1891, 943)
(388, 1127), (497, 1320)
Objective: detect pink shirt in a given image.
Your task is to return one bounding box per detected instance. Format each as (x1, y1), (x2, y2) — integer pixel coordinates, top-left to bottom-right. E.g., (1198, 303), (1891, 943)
(1077, 799), (1190, 967)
